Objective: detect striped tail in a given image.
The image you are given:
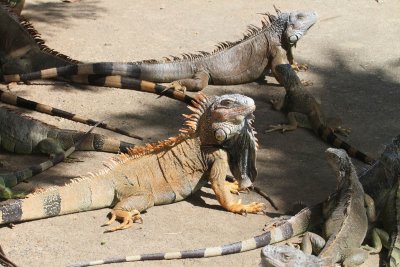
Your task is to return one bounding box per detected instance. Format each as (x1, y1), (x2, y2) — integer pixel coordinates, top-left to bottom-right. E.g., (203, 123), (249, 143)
(2, 63), (141, 82)
(67, 75), (194, 105)
(0, 89), (142, 140)
(69, 205), (322, 267)
(57, 131), (135, 153)
(316, 125), (374, 165)
(0, 121), (102, 198)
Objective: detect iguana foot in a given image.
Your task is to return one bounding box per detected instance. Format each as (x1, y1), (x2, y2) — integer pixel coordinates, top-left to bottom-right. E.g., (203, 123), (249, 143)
(265, 124), (297, 133)
(291, 62), (308, 72)
(227, 200), (266, 214)
(166, 81), (187, 93)
(0, 185), (27, 200)
(103, 209), (142, 232)
(225, 180), (250, 194)
(263, 215), (292, 231)
(333, 126), (351, 137)
(300, 79), (313, 86)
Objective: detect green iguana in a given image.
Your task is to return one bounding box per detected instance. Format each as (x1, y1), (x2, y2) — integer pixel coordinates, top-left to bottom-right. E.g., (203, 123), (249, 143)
(266, 64), (375, 165)
(68, 148), (371, 266)
(359, 135), (400, 267)
(0, 89), (143, 140)
(260, 148), (376, 266)
(0, 106), (135, 155)
(2, 9), (317, 92)
(1, 120), (102, 199)
(0, 93), (265, 233)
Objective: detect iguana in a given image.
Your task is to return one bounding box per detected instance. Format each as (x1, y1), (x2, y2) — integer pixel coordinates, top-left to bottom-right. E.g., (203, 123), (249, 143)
(260, 148), (376, 266)
(359, 134), (400, 267)
(0, 106), (135, 155)
(0, 89), (143, 140)
(1, 120), (102, 199)
(68, 148), (372, 266)
(0, 93), (265, 233)
(0, 1), (78, 76)
(2, 8), (318, 92)
(266, 64), (375, 165)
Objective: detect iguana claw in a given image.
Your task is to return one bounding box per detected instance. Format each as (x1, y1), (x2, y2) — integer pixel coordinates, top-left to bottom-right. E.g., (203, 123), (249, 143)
(166, 81), (187, 93)
(291, 62), (308, 72)
(103, 209), (142, 232)
(228, 200), (266, 214)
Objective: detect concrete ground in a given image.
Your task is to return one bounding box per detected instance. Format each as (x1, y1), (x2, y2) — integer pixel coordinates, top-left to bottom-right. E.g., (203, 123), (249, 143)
(0, 0), (399, 266)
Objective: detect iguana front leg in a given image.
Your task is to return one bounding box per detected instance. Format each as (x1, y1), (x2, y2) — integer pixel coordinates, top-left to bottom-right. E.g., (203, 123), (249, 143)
(167, 69), (209, 92)
(266, 112), (299, 133)
(103, 189), (154, 232)
(208, 150), (265, 214)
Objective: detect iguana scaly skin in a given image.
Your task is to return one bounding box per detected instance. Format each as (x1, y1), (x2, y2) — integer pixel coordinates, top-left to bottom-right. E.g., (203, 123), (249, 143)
(0, 1), (78, 76)
(267, 64), (375, 165)
(1, 120), (102, 199)
(359, 135), (400, 267)
(0, 107), (135, 155)
(2, 9), (317, 92)
(70, 204), (323, 266)
(0, 89), (143, 140)
(260, 245), (323, 267)
(0, 93), (264, 232)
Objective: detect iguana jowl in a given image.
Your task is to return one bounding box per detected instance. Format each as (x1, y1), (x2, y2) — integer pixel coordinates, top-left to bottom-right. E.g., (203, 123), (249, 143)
(260, 148), (376, 266)
(0, 93), (264, 232)
(267, 64), (375, 164)
(2, 9), (317, 92)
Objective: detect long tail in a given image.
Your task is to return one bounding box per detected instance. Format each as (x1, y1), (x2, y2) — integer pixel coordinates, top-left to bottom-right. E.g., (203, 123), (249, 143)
(0, 89), (142, 140)
(69, 205), (322, 267)
(316, 125), (375, 165)
(0, 121), (103, 197)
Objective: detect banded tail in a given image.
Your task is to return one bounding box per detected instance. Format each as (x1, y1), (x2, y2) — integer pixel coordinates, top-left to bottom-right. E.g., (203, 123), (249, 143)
(316, 124), (375, 165)
(0, 89), (142, 140)
(0, 120), (103, 199)
(69, 205), (322, 267)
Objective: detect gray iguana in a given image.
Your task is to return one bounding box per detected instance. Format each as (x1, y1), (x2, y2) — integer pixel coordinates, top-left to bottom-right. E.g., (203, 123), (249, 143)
(0, 89), (143, 140)
(1, 120), (102, 199)
(0, 93), (264, 233)
(260, 148), (376, 266)
(359, 134), (400, 267)
(2, 9), (317, 92)
(266, 64), (375, 165)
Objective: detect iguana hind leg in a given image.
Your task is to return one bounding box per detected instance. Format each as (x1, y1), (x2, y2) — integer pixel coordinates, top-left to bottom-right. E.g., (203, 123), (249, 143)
(167, 69), (209, 92)
(266, 112), (299, 133)
(104, 189), (154, 232)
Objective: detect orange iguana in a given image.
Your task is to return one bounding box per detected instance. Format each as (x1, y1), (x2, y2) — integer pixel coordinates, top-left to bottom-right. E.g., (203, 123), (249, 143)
(0, 93), (264, 232)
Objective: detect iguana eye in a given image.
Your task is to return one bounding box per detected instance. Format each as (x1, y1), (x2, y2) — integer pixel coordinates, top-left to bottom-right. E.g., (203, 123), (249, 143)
(220, 99), (234, 107)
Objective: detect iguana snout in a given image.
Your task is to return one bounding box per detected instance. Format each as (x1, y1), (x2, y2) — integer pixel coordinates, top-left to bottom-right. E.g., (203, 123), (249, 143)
(285, 11), (318, 45)
(260, 245), (323, 267)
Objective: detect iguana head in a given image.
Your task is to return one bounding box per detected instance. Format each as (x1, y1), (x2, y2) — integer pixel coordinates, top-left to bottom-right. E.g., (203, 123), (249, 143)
(325, 148), (354, 185)
(260, 245), (324, 267)
(184, 93), (258, 189)
(282, 10), (318, 46)
(380, 134), (400, 182)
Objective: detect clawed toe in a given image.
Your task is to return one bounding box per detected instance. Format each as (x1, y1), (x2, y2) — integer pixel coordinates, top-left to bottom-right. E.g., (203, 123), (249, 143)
(103, 209), (142, 232)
